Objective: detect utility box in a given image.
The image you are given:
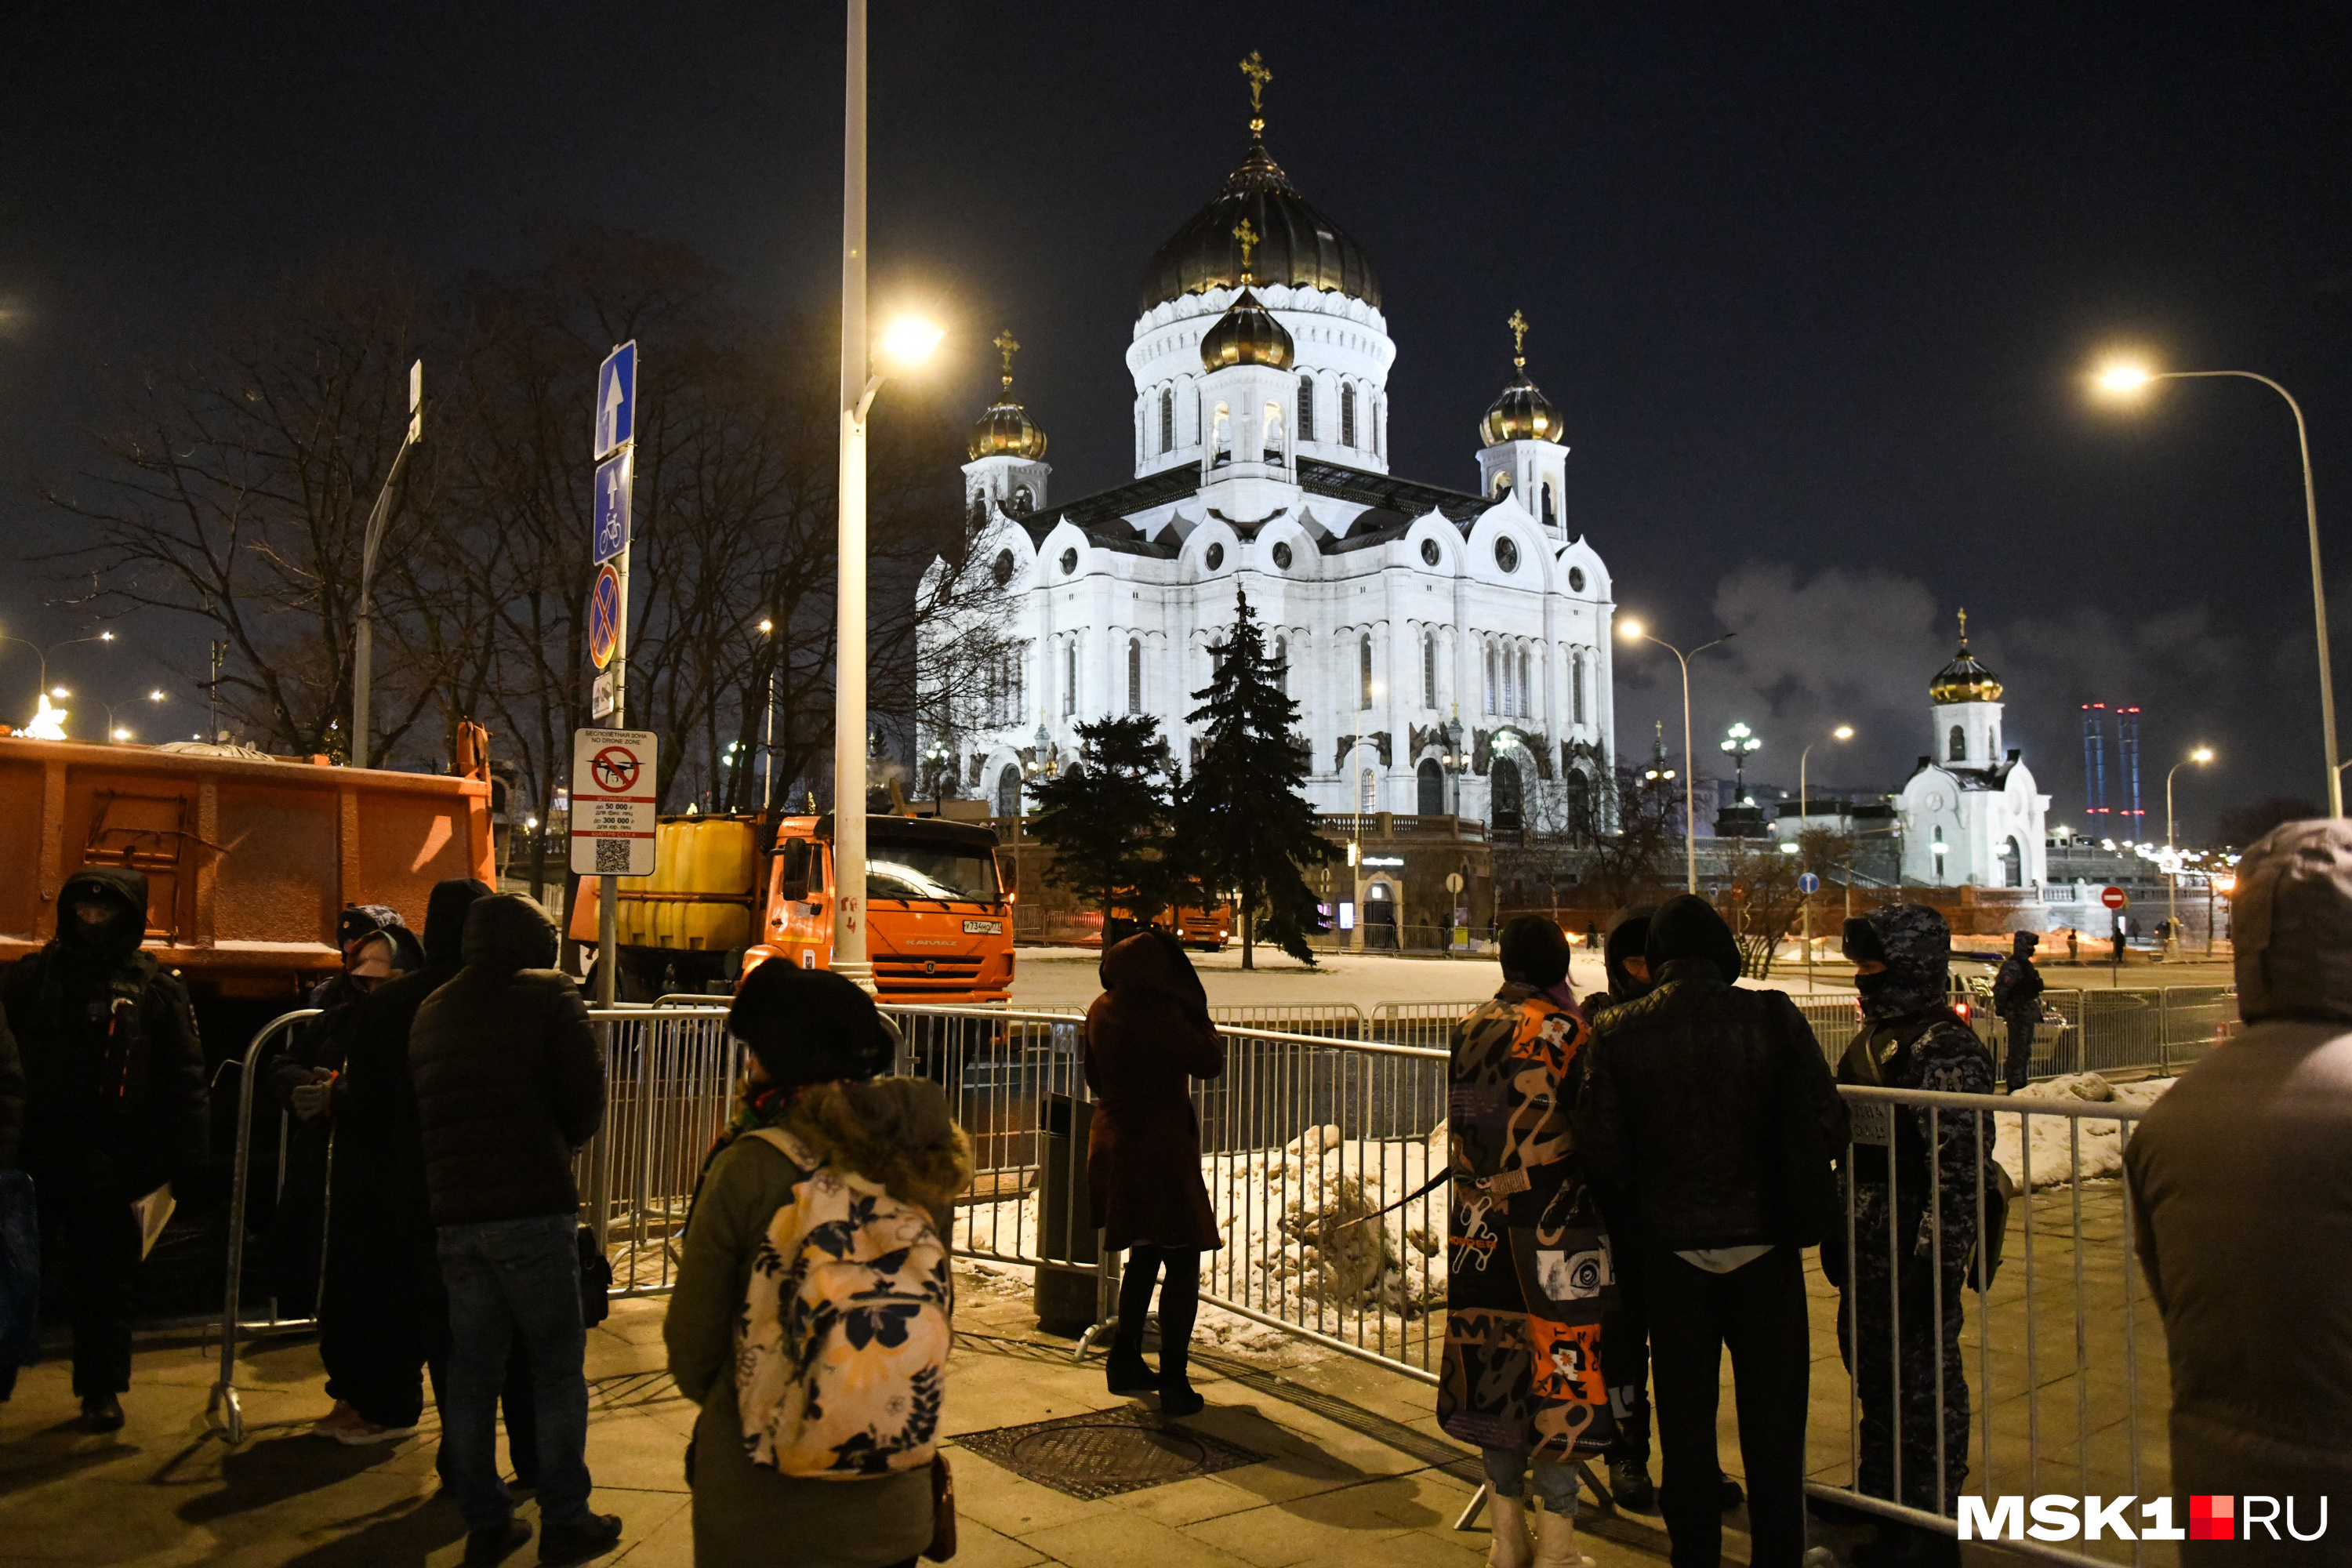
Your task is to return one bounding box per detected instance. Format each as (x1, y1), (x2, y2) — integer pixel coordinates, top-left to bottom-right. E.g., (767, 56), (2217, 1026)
(1033, 1091), (1100, 1334)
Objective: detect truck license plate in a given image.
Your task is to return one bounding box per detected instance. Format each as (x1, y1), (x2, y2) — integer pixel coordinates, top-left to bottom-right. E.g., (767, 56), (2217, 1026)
(962, 919), (1002, 935)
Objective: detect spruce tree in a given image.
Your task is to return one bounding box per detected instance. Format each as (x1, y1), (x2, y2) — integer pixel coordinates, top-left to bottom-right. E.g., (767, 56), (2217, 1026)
(1179, 588), (1334, 967)
(1029, 715), (1180, 931)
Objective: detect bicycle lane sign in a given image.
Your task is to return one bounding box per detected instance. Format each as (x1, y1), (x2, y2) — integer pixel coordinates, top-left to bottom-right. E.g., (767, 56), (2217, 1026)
(570, 727), (659, 877)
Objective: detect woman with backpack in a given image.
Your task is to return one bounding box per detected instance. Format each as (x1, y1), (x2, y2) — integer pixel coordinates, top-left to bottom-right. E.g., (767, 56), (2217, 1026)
(1085, 929), (1225, 1417)
(664, 964), (971, 1568)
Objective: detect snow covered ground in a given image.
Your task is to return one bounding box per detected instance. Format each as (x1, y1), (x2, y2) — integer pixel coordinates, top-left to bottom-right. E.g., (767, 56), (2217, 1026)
(1991, 1071), (2171, 1191)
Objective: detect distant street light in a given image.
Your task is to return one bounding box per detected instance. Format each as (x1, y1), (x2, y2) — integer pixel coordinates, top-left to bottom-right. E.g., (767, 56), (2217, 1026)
(1795, 723), (1853, 990)
(1618, 619), (1737, 892)
(0, 629), (114, 729)
(352, 360), (425, 770)
(2093, 360), (2336, 815)
(92, 689), (169, 744)
(2165, 746), (2215, 950)
(924, 737), (953, 815)
(754, 617), (779, 811)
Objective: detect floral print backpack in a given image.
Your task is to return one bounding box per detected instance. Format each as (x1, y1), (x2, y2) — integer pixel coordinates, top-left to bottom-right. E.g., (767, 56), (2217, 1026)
(734, 1128), (953, 1477)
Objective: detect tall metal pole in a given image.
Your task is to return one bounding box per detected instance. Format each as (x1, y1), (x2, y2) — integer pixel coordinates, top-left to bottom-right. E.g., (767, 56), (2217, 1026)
(832, 0), (874, 991)
(353, 361), (423, 770)
(1679, 649), (1697, 894)
(2154, 372), (2336, 815)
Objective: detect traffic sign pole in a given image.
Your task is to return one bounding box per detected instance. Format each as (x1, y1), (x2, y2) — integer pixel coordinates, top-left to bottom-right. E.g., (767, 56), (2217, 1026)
(590, 341), (638, 1011)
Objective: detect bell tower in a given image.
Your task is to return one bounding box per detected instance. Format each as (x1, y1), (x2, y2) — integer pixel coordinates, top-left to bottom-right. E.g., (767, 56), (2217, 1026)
(1475, 311), (1571, 537)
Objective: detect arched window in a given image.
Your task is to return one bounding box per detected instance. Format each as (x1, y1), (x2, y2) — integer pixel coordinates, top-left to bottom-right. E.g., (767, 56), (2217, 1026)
(1541, 482), (1557, 528)
(1274, 635), (1289, 696)
(1491, 756), (1523, 830)
(996, 764), (1022, 819)
(1571, 648), (1587, 725)
(1565, 771), (1594, 842)
(1484, 643), (1497, 714)
(2002, 836), (2024, 887)
(1359, 634), (1374, 710)
(1298, 375), (1316, 441)
(1127, 638), (1142, 714)
(1263, 400), (1284, 462)
(1417, 757), (1445, 815)
(1422, 632), (1437, 709)
(1989, 727), (2000, 759)
(1517, 648), (1531, 717)
(1359, 768), (1377, 812)
(1949, 724), (1966, 762)
(1341, 383), (1357, 447)
(1011, 485), (1033, 515)
(1064, 641), (1077, 716)
(1159, 387), (1174, 453)
(1492, 470), (1512, 499)
(1501, 644), (1515, 716)
(1212, 403), (1232, 465)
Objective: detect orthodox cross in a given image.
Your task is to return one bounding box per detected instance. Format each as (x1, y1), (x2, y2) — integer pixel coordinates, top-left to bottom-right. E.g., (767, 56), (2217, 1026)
(1508, 309), (1530, 369)
(1240, 51), (1272, 136)
(1958, 607), (1969, 647)
(1233, 220), (1260, 285)
(993, 328), (1019, 392)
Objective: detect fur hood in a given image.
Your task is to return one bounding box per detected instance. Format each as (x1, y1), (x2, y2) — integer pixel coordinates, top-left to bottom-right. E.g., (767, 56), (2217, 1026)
(781, 1076), (973, 1213)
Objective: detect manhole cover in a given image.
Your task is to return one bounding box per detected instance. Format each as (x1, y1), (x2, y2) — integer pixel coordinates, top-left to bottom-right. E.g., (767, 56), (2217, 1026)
(958, 1412), (1264, 1500)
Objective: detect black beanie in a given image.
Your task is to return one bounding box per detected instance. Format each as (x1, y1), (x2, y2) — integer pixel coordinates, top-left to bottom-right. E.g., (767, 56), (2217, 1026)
(730, 961), (895, 1087)
(1603, 906), (1657, 1001)
(1499, 914), (1573, 989)
(1645, 894), (1744, 985)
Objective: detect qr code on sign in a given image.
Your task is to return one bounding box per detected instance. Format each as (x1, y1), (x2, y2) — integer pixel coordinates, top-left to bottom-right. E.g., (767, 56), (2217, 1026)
(594, 840), (630, 873)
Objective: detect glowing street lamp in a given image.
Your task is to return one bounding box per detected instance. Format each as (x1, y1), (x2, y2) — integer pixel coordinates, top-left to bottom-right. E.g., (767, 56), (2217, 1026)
(2092, 357), (2336, 814)
(1617, 618), (1737, 893)
(2164, 746), (2215, 951)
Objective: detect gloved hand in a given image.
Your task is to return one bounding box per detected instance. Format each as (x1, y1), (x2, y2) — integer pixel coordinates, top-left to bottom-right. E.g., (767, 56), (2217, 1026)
(291, 1070), (335, 1120)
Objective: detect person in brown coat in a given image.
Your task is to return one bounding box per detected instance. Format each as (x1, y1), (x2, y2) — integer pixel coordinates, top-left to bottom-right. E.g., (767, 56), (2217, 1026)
(1085, 930), (1225, 1416)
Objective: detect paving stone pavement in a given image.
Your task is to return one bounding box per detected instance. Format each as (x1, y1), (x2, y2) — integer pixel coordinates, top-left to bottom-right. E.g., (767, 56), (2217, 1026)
(0, 1246), (2139, 1567)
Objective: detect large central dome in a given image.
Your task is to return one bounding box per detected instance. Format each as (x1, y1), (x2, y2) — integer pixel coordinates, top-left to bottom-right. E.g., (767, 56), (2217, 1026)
(1137, 140), (1381, 315)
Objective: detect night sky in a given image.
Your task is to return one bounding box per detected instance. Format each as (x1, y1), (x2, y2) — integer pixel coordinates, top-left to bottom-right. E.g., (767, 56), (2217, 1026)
(5, 2), (2349, 840)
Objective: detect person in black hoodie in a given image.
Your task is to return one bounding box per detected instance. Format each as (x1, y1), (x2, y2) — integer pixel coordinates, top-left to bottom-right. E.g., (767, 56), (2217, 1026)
(327, 878), (541, 1463)
(0, 866), (207, 1432)
(1577, 895), (1849, 1568)
(1582, 906), (1661, 1512)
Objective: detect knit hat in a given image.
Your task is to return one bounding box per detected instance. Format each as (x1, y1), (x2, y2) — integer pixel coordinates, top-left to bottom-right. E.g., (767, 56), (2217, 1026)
(1602, 906), (1657, 1002)
(1645, 894), (1744, 985)
(731, 960), (895, 1087)
(1498, 914), (1573, 989)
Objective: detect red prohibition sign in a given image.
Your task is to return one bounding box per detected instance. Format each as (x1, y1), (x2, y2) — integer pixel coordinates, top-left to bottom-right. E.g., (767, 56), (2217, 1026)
(591, 746), (641, 793)
(2101, 885), (2128, 910)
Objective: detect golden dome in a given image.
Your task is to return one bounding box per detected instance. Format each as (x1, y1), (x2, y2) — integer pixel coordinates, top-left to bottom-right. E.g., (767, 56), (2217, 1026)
(967, 328), (1047, 461)
(1479, 310), (1566, 447)
(1199, 220), (1296, 371)
(1929, 611), (2002, 704)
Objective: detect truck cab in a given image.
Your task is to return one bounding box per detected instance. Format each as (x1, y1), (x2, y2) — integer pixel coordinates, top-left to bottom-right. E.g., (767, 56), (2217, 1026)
(748, 814), (1014, 1004)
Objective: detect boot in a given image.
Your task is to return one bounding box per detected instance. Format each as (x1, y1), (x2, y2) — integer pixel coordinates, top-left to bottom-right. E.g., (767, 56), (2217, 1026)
(1531, 1507), (1595, 1568)
(1485, 1493), (1534, 1568)
(1105, 1332), (1156, 1396)
(1607, 1456), (1656, 1512)
(1157, 1337), (1204, 1418)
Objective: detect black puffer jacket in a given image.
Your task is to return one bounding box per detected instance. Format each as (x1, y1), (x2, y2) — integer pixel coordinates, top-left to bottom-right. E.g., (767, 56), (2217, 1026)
(1577, 956), (1849, 1250)
(409, 894), (604, 1225)
(2, 866), (208, 1194)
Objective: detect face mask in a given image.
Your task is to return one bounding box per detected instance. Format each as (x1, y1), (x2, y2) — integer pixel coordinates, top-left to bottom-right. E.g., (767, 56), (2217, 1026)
(1854, 968), (1896, 1002)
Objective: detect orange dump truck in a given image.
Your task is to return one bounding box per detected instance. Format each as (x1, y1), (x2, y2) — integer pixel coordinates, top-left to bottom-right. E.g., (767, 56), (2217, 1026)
(570, 811), (1014, 1004)
(0, 734), (495, 1051)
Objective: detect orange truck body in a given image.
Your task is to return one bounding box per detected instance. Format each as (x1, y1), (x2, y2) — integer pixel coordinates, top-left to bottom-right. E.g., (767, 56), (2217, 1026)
(1069, 903), (1231, 952)
(0, 736), (495, 1006)
(569, 812), (1014, 1005)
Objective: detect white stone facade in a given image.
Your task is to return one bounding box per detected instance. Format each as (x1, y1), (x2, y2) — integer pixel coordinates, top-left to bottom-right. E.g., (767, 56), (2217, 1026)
(1893, 681), (2051, 887)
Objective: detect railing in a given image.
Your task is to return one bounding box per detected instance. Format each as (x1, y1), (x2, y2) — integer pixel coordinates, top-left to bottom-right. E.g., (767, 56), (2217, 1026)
(1798, 987), (2236, 1082)
(208, 1007), (324, 1445)
(574, 1007), (742, 1294)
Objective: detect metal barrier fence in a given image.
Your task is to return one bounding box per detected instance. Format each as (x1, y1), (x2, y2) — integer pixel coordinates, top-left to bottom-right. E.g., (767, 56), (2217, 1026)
(1797, 986), (2235, 1082)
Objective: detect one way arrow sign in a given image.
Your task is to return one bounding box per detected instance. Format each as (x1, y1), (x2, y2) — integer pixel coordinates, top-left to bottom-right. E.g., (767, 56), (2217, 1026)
(594, 340), (637, 459)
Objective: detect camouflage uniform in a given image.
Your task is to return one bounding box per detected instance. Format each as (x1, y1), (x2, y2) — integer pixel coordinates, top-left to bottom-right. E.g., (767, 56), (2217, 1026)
(1829, 903), (1994, 1518)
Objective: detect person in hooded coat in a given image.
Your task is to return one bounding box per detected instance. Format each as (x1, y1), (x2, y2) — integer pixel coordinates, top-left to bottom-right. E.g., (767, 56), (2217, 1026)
(1828, 903), (1993, 1568)
(0, 865), (207, 1431)
(2125, 820), (2352, 1565)
(1084, 929), (1224, 1417)
(1577, 895), (1847, 1568)
(1990, 931), (2045, 1092)
(665, 961), (971, 1568)
(1581, 906), (1661, 1512)
(1443, 916), (1615, 1568)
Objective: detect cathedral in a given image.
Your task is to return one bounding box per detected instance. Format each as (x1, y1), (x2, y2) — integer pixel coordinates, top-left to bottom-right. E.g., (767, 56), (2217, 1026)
(1890, 616), (2051, 888)
(922, 58), (1619, 833)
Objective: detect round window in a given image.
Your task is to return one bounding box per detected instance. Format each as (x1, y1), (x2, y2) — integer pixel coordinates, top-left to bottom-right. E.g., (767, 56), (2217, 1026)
(992, 549), (1014, 588)
(1058, 548), (1078, 575)
(1495, 536), (1520, 573)
(1271, 541), (1293, 571)
(1567, 566), (1585, 593)
(1420, 538), (1440, 567)
(1205, 543), (1225, 571)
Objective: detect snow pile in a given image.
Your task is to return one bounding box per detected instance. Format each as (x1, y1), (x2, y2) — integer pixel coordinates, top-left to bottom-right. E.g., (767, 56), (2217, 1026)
(1991, 1073), (2171, 1190)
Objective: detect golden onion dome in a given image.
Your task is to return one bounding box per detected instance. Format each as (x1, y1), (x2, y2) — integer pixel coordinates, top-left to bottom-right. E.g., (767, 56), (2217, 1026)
(1929, 612), (2002, 704)
(1478, 310), (1566, 448)
(1199, 219), (1296, 371)
(967, 328), (1047, 461)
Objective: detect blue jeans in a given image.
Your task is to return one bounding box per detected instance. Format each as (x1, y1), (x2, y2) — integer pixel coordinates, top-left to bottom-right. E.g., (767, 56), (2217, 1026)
(437, 1215), (593, 1531)
(1483, 1446), (1581, 1517)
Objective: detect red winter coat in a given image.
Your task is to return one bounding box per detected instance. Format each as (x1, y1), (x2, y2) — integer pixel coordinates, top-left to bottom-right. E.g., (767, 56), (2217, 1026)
(1083, 934), (1225, 1252)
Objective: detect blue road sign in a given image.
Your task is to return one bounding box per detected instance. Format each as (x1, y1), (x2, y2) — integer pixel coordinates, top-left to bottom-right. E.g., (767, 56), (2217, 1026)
(1797, 871), (1821, 895)
(594, 340), (637, 459)
(592, 452), (631, 564)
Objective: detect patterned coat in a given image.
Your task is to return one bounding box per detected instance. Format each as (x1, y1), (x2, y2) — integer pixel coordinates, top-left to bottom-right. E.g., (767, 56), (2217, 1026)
(1437, 984), (1617, 1460)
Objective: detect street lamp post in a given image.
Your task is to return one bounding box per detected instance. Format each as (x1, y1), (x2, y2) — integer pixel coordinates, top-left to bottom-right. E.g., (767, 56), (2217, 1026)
(924, 739), (953, 815)
(92, 689), (169, 743)
(2165, 746), (2215, 954)
(832, 0), (943, 992)
(352, 361), (424, 770)
(0, 630), (115, 729)
(1796, 724), (1853, 989)
(2095, 362), (2336, 815)
(757, 618), (777, 811)
(1617, 621), (1737, 893)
